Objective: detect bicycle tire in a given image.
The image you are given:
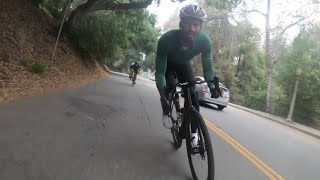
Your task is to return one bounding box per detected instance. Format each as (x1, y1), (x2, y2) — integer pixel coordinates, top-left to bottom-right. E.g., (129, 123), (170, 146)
(171, 124), (182, 149)
(186, 109), (215, 180)
(170, 94), (182, 149)
(132, 76), (135, 86)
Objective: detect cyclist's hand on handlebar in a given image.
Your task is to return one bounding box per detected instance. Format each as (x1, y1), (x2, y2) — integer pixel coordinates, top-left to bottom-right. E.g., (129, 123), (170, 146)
(210, 75), (222, 99)
(210, 88), (222, 98)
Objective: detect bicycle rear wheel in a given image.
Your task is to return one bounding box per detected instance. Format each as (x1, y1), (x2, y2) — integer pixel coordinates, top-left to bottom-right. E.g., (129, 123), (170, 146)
(171, 121), (181, 149)
(186, 109), (215, 180)
(132, 75), (135, 86)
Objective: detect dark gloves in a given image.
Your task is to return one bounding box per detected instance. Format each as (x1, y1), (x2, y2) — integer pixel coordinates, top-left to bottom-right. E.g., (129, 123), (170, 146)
(210, 76), (222, 99)
(211, 88), (222, 98)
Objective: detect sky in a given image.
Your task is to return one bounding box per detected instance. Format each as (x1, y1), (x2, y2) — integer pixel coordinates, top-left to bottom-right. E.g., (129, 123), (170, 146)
(147, 0), (318, 40)
(146, 0), (268, 33)
(146, 0), (187, 28)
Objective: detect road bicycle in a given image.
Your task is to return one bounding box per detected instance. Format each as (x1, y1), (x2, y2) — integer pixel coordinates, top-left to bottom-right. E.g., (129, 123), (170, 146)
(167, 81), (215, 180)
(130, 69), (137, 86)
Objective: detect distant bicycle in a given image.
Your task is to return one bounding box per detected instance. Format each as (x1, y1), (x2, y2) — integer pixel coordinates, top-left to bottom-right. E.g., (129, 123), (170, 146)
(168, 80), (215, 180)
(129, 62), (140, 86)
(131, 70), (137, 86)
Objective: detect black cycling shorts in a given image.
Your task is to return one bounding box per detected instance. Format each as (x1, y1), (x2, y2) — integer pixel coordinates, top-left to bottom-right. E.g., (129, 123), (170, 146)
(165, 61), (195, 85)
(165, 61), (199, 113)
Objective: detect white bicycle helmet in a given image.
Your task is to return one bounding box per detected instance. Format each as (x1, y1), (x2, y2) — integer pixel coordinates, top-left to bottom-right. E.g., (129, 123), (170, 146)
(179, 2), (207, 22)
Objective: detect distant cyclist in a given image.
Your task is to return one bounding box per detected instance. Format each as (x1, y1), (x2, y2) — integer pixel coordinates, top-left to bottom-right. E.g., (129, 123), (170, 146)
(155, 3), (221, 147)
(129, 61), (140, 84)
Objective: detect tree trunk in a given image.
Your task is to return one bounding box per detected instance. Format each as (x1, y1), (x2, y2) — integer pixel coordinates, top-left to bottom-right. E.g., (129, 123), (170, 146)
(214, 18), (222, 74)
(287, 79), (299, 120)
(215, 28), (221, 64)
(235, 55), (241, 77)
(266, 68), (274, 113)
(31, 0), (43, 6)
(65, 0), (97, 33)
(265, 0), (274, 113)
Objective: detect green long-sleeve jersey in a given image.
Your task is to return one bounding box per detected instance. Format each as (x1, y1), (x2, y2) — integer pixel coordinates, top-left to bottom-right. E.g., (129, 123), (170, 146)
(155, 30), (215, 95)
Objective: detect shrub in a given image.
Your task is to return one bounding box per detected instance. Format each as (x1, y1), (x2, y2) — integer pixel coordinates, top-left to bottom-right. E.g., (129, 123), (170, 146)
(30, 62), (46, 75)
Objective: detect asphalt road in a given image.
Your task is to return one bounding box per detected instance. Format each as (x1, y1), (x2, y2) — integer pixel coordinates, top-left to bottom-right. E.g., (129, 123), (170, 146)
(1, 74), (320, 180)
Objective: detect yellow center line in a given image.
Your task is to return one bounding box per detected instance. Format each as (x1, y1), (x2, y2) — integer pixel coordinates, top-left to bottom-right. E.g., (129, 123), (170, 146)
(204, 118), (285, 180)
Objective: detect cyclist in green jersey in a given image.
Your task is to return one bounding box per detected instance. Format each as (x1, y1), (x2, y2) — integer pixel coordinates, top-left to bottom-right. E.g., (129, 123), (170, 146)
(155, 3), (221, 147)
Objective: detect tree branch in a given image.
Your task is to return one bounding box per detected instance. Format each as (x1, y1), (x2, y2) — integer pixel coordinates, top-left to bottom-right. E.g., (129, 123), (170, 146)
(278, 12), (315, 37)
(240, 8), (266, 17)
(206, 15), (225, 22)
(66, 0), (153, 33)
(89, 0), (153, 12)
(228, 14), (240, 26)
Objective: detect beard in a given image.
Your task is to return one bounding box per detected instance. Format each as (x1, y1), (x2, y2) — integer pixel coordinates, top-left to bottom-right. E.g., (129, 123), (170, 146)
(186, 32), (196, 40)
(182, 31), (197, 42)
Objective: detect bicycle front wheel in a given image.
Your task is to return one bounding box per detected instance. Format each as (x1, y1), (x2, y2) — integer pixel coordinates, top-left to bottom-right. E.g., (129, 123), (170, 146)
(170, 94), (182, 149)
(186, 109), (215, 180)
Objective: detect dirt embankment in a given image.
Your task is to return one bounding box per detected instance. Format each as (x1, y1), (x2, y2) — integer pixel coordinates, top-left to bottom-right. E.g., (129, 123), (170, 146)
(0, 0), (108, 105)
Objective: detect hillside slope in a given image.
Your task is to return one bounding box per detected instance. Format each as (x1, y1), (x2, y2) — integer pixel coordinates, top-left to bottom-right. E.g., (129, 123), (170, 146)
(0, 0), (108, 104)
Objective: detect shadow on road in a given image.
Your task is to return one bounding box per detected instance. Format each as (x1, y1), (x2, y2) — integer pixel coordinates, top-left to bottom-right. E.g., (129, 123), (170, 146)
(199, 102), (222, 111)
(117, 80), (135, 87)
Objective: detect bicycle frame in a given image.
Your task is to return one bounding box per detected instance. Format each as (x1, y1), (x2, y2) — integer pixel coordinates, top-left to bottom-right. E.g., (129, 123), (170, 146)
(169, 83), (195, 108)
(168, 83), (197, 131)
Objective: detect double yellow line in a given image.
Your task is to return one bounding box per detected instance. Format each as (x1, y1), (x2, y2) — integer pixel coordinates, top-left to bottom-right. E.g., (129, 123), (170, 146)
(204, 119), (285, 180)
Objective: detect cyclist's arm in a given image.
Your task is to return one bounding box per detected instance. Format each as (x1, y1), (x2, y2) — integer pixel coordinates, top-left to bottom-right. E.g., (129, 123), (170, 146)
(155, 37), (167, 96)
(201, 36), (215, 89)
